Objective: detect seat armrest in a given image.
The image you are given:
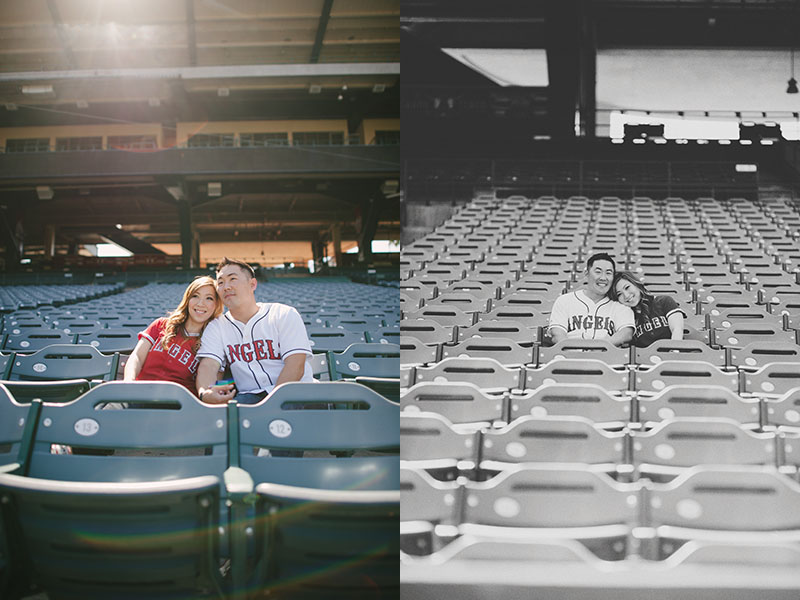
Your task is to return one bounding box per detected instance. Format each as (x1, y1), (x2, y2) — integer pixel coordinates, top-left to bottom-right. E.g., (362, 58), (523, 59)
(223, 466), (255, 504)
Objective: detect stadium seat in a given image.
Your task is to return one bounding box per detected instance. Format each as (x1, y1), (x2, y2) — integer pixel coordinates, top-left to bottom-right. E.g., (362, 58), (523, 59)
(510, 383), (631, 427)
(0, 381), (248, 598)
(633, 360), (739, 395)
(248, 483), (399, 599)
(636, 385), (761, 428)
(401, 319), (454, 345)
(741, 362), (800, 397)
(415, 357), (521, 393)
(457, 320), (539, 344)
(401, 412), (479, 474)
(77, 327), (139, 354)
(633, 339), (726, 368)
(713, 322), (796, 349)
(328, 342), (400, 380)
(632, 418), (777, 479)
(538, 339), (630, 367)
(525, 359), (629, 394)
(2, 328), (77, 353)
(365, 326), (401, 344)
(236, 382), (398, 490)
(480, 416), (627, 472)
(305, 326), (365, 353)
(401, 381), (505, 425)
(6, 344), (119, 383)
(441, 337), (534, 367)
(400, 335), (438, 366)
(462, 464), (638, 529)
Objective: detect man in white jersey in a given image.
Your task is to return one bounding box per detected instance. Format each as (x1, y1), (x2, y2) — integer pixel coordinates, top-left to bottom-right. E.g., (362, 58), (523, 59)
(196, 257), (313, 405)
(548, 252), (635, 347)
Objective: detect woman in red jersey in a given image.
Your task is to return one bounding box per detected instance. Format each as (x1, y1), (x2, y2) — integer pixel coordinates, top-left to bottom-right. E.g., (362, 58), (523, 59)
(123, 276), (223, 395)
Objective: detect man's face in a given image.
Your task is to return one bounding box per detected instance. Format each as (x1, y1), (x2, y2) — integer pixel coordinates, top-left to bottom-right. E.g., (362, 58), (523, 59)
(216, 264), (255, 308)
(586, 259), (614, 297)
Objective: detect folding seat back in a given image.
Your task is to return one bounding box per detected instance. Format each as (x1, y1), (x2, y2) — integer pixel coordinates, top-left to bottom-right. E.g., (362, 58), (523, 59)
(401, 467), (460, 526)
(634, 339), (726, 368)
(1, 379), (91, 405)
(764, 388), (800, 429)
(649, 467), (800, 531)
(463, 465), (637, 528)
(478, 306), (548, 329)
(539, 339), (630, 367)
(426, 292), (490, 313)
(706, 309), (782, 331)
(401, 412), (478, 464)
(457, 320), (539, 344)
(632, 418), (777, 477)
(481, 416), (626, 468)
(0, 353), (11, 379)
(23, 382), (229, 483)
(441, 337), (533, 367)
(401, 382), (505, 424)
(415, 357), (520, 392)
(3, 329), (77, 353)
(365, 326), (400, 344)
(329, 316), (385, 332)
(714, 322), (795, 349)
(76, 327), (139, 354)
(637, 385), (760, 427)
(400, 336), (437, 366)
(634, 360), (739, 395)
(405, 307), (473, 328)
(742, 362), (800, 397)
(729, 341), (800, 370)
(8, 344), (119, 382)
(525, 358), (629, 394)
(329, 342), (400, 379)
(305, 326), (364, 353)
(510, 383), (631, 426)
(400, 319), (454, 345)
(238, 382), (398, 490)
(251, 483), (398, 599)
(0, 384), (35, 470)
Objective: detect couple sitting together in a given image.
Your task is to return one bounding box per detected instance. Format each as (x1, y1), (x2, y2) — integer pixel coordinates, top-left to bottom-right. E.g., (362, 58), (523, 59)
(548, 252), (685, 348)
(124, 257), (313, 404)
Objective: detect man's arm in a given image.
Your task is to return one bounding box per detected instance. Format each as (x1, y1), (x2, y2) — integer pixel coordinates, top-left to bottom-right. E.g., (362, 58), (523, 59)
(608, 326), (634, 347)
(549, 326), (567, 345)
(196, 357), (234, 404)
(274, 354), (307, 387)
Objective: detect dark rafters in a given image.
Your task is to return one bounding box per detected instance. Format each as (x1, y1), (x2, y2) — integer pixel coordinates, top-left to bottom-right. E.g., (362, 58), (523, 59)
(310, 0), (334, 63)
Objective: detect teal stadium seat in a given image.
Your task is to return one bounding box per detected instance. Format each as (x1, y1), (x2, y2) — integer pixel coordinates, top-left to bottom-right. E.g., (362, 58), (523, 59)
(237, 382), (399, 490)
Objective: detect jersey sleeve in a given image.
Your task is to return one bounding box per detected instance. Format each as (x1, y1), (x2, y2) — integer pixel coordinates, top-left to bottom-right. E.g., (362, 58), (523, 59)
(655, 294), (686, 319)
(196, 317), (226, 367)
(548, 294), (569, 332)
(278, 306), (312, 359)
(139, 318), (165, 345)
(615, 304), (636, 331)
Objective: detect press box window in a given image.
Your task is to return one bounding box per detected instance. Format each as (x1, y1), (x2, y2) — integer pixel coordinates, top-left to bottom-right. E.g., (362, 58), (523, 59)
(292, 131), (344, 146)
(107, 135), (157, 150)
(55, 137), (103, 151)
(5, 138), (50, 153)
(240, 132), (289, 147)
(187, 133), (235, 148)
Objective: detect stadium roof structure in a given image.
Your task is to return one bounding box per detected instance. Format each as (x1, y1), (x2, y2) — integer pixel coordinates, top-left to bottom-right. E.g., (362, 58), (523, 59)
(0, 0), (400, 267)
(402, 0), (800, 146)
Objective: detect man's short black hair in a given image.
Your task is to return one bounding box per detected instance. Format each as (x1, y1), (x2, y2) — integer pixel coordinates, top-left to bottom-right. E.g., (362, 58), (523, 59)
(586, 252), (616, 272)
(216, 257), (255, 279)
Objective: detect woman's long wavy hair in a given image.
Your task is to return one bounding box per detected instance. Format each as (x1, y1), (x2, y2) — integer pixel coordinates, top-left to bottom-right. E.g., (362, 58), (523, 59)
(610, 270), (653, 315)
(161, 276), (222, 352)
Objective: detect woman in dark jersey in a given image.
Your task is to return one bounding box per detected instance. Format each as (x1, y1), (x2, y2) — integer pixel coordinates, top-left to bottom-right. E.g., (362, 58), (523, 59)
(610, 271), (686, 347)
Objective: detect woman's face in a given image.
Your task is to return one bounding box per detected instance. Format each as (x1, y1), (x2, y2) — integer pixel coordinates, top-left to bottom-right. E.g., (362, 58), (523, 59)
(186, 285), (218, 326)
(615, 279), (642, 308)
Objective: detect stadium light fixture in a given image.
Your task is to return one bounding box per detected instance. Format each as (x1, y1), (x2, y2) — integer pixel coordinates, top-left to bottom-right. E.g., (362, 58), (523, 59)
(207, 182), (222, 197)
(36, 186), (53, 200)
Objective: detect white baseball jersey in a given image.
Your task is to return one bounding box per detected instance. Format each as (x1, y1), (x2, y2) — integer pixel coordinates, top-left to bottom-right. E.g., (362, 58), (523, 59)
(197, 302), (313, 394)
(548, 290), (635, 340)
